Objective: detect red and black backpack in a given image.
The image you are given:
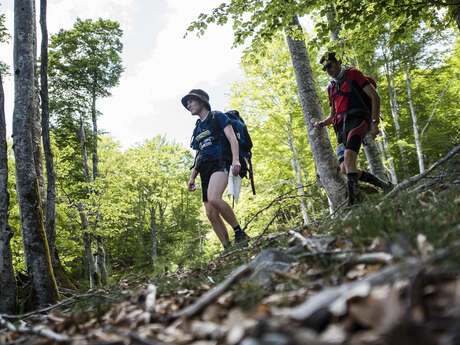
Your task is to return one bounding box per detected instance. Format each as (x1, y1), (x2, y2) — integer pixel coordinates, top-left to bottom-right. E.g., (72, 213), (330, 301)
(328, 68), (377, 120)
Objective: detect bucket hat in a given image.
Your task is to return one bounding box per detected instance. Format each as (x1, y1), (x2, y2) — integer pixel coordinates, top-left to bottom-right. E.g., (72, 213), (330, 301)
(181, 89), (211, 110)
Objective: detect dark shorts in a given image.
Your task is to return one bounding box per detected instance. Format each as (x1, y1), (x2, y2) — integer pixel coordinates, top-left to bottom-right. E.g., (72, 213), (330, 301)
(334, 115), (369, 163)
(197, 159), (230, 202)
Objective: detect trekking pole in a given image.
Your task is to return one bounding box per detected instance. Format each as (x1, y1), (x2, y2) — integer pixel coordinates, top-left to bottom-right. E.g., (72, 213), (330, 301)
(248, 158), (256, 195)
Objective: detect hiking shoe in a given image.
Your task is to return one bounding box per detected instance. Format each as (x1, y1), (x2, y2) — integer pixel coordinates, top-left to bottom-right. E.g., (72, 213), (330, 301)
(235, 230), (250, 246)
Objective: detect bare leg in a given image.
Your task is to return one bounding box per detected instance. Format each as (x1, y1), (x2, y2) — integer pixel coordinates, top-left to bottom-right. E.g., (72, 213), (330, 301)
(204, 201), (230, 247)
(207, 171), (239, 227)
(343, 149), (359, 174)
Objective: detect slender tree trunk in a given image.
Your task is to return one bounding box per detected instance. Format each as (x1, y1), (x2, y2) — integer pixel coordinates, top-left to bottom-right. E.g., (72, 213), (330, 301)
(379, 125), (398, 184)
(79, 115), (92, 184)
(0, 75), (16, 314)
(421, 77), (454, 137)
(362, 135), (386, 180)
(285, 16), (346, 210)
(150, 207), (157, 265)
(384, 63), (409, 177)
(30, 0), (45, 209)
(13, 0), (58, 307)
(404, 63), (424, 173)
(78, 203), (99, 288)
(40, 0), (57, 267)
(96, 236), (107, 285)
(91, 89), (98, 180)
(137, 192), (147, 255)
(287, 115), (310, 225)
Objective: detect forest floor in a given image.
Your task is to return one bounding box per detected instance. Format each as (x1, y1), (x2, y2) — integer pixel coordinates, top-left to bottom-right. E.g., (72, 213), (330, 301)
(1, 147), (460, 345)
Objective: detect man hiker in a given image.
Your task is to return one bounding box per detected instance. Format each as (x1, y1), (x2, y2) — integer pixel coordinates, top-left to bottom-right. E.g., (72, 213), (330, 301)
(183, 89), (250, 250)
(315, 52), (392, 205)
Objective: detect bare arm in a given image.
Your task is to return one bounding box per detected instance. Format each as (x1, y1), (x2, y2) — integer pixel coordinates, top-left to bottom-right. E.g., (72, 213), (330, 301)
(188, 151), (200, 191)
(223, 124), (241, 176)
(315, 104), (336, 130)
(363, 83), (380, 137)
(363, 84), (380, 123)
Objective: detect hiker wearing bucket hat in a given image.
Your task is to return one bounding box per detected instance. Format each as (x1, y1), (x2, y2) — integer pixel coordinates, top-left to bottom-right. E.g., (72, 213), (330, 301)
(183, 89), (250, 250)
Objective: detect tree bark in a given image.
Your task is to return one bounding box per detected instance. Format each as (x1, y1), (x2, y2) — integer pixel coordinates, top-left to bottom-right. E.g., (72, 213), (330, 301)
(91, 89), (98, 180)
(0, 75), (16, 314)
(378, 125), (398, 184)
(362, 135), (386, 180)
(285, 16), (346, 210)
(404, 63), (424, 173)
(30, 0), (45, 209)
(13, 0), (58, 307)
(78, 203), (99, 288)
(40, 0), (57, 267)
(150, 207), (157, 265)
(96, 236), (107, 286)
(384, 61), (409, 177)
(79, 115), (92, 184)
(287, 114), (310, 225)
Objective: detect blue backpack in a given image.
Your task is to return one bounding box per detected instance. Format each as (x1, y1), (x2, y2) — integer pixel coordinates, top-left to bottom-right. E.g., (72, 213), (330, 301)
(212, 110), (256, 194)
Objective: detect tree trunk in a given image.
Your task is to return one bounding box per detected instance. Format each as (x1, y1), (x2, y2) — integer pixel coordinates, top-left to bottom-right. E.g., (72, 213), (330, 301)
(285, 16), (346, 210)
(150, 207), (157, 265)
(378, 125), (398, 184)
(91, 89), (98, 180)
(30, 0), (45, 209)
(384, 63), (409, 177)
(96, 236), (107, 286)
(137, 192), (147, 255)
(287, 115), (310, 225)
(0, 75), (16, 314)
(362, 135), (386, 180)
(40, 0), (57, 266)
(404, 63), (424, 173)
(79, 115), (92, 184)
(78, 203), (99, 288)
(13, 0), (58, 307)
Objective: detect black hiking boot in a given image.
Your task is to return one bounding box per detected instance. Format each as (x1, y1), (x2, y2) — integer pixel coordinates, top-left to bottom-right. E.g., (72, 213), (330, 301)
(360, 171), (393, 193)
(235, 230), (250, 247)
(347, 172), (359, 206)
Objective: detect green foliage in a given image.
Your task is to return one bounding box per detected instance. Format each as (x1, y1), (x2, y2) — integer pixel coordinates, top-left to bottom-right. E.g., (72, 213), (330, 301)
(323, 185), (460, 252)
(185, 0), (315, 49)
(48, 18), (124, 200)
(49, 18), (123, 99)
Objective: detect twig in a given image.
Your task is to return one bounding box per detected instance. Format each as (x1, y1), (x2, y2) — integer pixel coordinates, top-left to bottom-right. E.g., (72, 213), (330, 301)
(384, 145), (460, 199)
(1, 292), (116, 320)
(242, 183), (316, 231)
(171, 264), (253, 319)
(0, 314), (69, 342)
(421, 76), (454, 136)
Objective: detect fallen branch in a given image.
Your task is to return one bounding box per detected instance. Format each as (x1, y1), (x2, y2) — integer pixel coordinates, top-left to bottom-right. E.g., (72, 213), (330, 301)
(1, 292), (115, 320)
(384, 145), (460, 199)
(277, 240), (460, 321)
(334, 252), (394, 266)
(0, 314), (69, 342)
(171, 264), (253, 319)
(275, 258), (420, 321)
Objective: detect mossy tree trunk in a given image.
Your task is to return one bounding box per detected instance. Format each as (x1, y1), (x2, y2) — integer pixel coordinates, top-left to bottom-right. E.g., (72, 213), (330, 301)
(40, 0), (57, 267)
(13, 0), (58, 307)
(0, 75), (16, 314)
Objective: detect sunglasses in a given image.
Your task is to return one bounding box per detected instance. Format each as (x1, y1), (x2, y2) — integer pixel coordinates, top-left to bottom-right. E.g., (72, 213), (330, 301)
(322, 62), (333, 71)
